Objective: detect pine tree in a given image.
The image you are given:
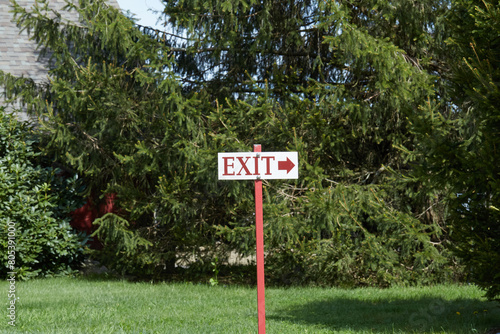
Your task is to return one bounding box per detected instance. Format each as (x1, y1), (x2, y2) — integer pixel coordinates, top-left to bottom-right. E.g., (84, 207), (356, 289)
(160, 0), (448, 97)
(2, 0), (463, 284)
(409, 0), (500, 300)
(159, 0), (460, 284)
(1, 0), (218, 276)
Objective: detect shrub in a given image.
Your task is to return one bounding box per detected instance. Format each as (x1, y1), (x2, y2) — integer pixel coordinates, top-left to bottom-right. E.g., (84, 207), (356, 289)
(0, 110), (86, 279)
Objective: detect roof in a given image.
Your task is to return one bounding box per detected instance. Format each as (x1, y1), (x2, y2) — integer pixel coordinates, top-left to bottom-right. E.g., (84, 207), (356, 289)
(0, 0), (120, 84)
(0, 0), (120, 119)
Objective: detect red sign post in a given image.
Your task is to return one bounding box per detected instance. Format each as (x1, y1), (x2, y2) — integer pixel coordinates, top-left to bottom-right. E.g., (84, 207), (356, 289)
(254, 144), (266, 334)
(218, 146), (298, 334)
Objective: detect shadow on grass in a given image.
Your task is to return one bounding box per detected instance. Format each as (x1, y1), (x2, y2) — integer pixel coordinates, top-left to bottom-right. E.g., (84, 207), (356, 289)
(269, 295), (500, 333)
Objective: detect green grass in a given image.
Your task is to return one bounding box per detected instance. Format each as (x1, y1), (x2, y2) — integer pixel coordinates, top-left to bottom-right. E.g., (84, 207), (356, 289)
(1, 277), (499, 333)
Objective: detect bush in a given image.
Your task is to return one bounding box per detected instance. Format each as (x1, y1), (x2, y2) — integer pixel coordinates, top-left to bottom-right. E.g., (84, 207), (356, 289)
(0, 110), (86, 279)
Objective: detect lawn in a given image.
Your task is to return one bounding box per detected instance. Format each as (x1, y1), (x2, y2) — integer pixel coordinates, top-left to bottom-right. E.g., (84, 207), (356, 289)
(1, 277), (499, 333)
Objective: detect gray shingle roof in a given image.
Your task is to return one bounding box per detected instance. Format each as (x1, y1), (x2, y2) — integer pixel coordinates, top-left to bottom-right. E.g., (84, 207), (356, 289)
(0, 0), (120, 120)
(0, 0), (120, 84)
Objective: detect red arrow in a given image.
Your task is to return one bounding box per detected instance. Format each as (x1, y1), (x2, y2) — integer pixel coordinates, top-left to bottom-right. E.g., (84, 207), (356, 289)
(278, 157), (295, 174)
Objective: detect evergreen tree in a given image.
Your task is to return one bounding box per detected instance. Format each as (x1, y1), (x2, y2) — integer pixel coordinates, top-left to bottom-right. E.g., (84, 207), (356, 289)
(1, 0), (463, 284)
(1, 0), (218, 277)
(408, 0), (500, 300)
(159, 0), (461, 284)
(160, 0), (448, 99)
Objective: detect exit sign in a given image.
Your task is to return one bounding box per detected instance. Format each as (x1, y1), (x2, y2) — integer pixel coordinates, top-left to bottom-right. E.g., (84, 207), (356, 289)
(218, 145), (298, 333)
(218, 152), (299, 180)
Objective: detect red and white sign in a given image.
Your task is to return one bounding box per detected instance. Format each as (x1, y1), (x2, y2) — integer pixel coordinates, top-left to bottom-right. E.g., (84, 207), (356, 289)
(218, 152), (298, 180)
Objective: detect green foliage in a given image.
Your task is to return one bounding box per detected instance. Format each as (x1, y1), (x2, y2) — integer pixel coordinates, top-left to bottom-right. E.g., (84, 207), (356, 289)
(209, 256), (220, 286)
(2, 0), (219, 278)
(210, 90), (459, 286)
(162, 0), (447, 100)
(91, 213), (153, 276)
(275, 184), (454, 286)
(405, 0), (500, 300)
(1, 0), (465, 286)
(0, 110), (86, 279)
(168, 0), (462, 286)
(194, 0), (458, 283)
(445, 0), (500, 301)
